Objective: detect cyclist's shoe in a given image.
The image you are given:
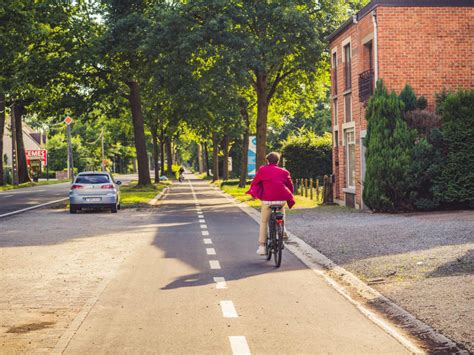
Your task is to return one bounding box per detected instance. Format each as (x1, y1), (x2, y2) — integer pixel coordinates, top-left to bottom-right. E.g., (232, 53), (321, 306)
(256, 245), (266, 255)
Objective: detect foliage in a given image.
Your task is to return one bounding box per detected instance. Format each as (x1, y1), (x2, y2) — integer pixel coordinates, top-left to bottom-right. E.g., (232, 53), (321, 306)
(433, 90), (474, 207)
(417, 96), (427, 110)
(363, 81), (416, 212)
(281, 129), (332, 180)
(120, 181), (170, 206)
(399, 84), (417, 113)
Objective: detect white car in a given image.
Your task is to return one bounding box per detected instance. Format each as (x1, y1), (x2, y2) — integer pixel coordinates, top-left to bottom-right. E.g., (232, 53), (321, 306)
(69, 172), (121, 214)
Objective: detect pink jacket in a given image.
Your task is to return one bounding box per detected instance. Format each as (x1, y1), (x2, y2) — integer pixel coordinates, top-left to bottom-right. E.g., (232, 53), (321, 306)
(246, 164), (295, 208)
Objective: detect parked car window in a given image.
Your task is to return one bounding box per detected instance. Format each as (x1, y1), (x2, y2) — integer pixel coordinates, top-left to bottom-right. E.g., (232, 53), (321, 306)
(75, 174), (110, 184)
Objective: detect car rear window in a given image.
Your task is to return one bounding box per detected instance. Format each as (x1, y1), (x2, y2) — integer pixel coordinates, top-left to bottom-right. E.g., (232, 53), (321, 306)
(75, 174), (110, 184)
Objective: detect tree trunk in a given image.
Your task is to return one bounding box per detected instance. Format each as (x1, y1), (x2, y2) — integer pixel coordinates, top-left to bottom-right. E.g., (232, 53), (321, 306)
(203, 142), (209, 178)
(197, 144), (204, 173)
(14, 103), (30, 184)
(159, 128), (165, 177)
(151, 123), (160, 183)
(0, 95), (5, 185)
(165, 137), (173, 175)
(126, 81), (151, 186)
(211, 132), (219, 181)
(255, 73), (269, 169)
(222, 134), (230, 180)
(239, 102), (250, 188)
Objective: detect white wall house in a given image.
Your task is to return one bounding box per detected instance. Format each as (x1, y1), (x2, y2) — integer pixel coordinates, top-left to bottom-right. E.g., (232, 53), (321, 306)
(2, 118), (44, 166)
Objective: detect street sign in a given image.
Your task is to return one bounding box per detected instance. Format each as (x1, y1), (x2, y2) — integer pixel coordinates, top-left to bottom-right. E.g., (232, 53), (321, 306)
(25, 149), (48, 167)
(64, 116), (73, 125)
(247, 136), (256, 177)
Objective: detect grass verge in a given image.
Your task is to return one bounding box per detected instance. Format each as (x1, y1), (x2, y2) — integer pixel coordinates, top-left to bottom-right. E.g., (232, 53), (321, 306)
(0, 180), (69, 191)
(120, 181), (171, 207)
(210, 179), (323, 212)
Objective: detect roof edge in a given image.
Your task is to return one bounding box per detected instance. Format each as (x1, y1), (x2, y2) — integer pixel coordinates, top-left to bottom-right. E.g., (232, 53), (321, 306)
(327, 0), (474, 43)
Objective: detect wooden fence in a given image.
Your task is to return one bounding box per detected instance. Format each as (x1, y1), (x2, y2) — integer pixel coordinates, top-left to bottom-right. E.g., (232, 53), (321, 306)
(294, 176), (334, 204)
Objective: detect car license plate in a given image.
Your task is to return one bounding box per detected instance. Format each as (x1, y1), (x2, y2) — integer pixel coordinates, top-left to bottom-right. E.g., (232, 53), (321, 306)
(84, 197), (101, 202)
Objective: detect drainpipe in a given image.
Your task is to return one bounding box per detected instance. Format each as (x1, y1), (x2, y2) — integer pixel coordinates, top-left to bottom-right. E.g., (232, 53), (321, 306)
(372, 10), (379, 82)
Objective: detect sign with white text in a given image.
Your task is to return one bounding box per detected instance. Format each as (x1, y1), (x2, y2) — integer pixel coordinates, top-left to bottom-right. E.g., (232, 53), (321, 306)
(247, 136), (256, 177)
(26, 149), (47, 167)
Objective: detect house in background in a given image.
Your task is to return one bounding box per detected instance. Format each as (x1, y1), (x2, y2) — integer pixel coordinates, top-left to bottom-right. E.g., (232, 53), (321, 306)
(328, 0), (474, 209)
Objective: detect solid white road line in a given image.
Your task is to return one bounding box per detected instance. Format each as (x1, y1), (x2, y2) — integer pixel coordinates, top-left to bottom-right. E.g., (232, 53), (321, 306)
(202, 230), (209, 236)
(220, 301), (238, 318)
(200, 224), (208, 229)
(229, 336), (251, 355)
(203, 238), (212, 244)
(209, 260), (221, 269)
(0, 198), (68, 219)
(213, 277), (227, 289)
(206, 248), (216, 255)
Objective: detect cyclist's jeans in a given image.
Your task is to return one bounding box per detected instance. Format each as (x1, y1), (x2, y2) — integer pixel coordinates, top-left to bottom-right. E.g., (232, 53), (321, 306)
(259, 202), (286, 244)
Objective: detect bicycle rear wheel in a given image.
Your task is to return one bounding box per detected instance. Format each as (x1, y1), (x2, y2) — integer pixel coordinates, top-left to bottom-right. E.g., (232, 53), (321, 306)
(273, 223), (283, 267)
(266, 222), (273, 260)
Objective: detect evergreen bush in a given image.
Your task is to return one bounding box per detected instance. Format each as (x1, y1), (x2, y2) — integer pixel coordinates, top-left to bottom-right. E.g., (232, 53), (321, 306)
(417, 96), (427, 110)
(433, 90), (474, 207)
(281, 130), (332, 180)
(363, 81), (416, 212)
(399, 84), (417, 112)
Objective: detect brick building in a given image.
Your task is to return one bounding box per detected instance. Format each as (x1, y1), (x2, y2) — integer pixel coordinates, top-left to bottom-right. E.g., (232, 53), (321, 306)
(328, 0), (474, 209)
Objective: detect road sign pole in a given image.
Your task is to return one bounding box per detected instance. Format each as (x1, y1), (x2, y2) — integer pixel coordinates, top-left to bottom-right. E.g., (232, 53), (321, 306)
(101, 128), (105, 172)
(66, 123), (74, 181)
(10, 104), (19, 186)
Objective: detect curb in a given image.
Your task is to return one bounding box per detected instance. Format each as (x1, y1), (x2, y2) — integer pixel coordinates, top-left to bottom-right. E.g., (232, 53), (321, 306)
(0, 198), (69, 219)
(211, 185), (467, 354)
(148, 186), (170, 205)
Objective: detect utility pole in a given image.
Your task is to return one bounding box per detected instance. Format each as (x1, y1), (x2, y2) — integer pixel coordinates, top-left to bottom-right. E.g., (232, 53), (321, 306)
(101, 128), (105, 172)
(10, 104), (19, 185)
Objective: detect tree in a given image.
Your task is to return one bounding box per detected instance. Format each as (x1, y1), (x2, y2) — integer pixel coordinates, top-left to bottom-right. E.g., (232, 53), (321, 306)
(198, 0), (341, 168)
(363, 81), (416, 212)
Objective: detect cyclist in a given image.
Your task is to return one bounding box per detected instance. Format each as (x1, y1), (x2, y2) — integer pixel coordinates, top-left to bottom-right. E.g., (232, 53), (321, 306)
(246, 152), (295, 255)
(178, 166), (185, 182)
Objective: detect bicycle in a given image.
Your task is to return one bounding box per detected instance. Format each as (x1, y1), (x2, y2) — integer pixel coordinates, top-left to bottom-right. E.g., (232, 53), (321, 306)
(265, 204), (285, 267)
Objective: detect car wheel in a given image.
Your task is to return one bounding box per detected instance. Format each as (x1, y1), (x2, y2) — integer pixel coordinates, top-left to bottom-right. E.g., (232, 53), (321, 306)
(70, 205), (77, 214)
(111, 204), (118, 213)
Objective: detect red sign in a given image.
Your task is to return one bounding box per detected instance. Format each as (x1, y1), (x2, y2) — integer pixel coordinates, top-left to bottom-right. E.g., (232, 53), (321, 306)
(64, 116), (73, 125)
(26, 149), (48, 166)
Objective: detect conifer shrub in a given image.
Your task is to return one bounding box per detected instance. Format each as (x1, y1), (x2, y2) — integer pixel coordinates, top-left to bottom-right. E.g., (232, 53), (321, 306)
(363, 81), (416, 212)
(433, 90), (474, 207)
(416, 96), (427, 110)
(399, 84), (417, 112)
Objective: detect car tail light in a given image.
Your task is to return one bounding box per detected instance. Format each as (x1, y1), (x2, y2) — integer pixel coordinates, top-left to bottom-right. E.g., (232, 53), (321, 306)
(71, 184), (83, 189)
(101, 184), (114, 189)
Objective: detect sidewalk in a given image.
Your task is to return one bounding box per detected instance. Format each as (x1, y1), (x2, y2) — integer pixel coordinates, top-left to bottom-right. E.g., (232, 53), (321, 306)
(287, 207), (474, 352)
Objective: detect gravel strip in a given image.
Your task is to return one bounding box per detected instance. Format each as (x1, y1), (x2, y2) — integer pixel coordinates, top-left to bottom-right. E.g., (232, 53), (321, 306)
(287, 207), (474, 351)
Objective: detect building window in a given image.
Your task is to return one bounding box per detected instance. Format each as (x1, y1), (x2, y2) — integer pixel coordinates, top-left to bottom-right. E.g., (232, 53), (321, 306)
(333, 98), (338, 126)
(332, 51), (337, 95)
(344, 43), (351, 90)
(344, 94), (352, 122)
(334, 130), (339, 148)
(345, 130), (355, 188)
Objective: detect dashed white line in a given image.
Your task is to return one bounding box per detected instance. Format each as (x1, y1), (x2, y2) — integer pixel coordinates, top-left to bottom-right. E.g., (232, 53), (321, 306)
(200, 224), (208, 229)
(220, 301), (238, 318)
(229, 336), (251, 355)
(206, 248), (216, 255)
(203, 238), (212, 244)
(202, 230), (209, 236)
(199, 218), (206, 223)
(209, 260), (221, 269)
(214, 277), (227, 289)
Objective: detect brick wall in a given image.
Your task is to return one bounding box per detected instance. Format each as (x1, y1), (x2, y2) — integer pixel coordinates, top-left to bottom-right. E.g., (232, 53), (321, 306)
(330, 15), (373, 207)
(377, 7), (474, 110)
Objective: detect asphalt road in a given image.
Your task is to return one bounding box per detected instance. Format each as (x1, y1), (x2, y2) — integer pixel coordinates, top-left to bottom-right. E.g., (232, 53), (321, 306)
(0, 174), (136, 217)
(62, 176), (408, 354)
